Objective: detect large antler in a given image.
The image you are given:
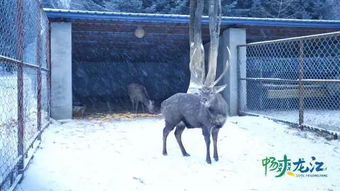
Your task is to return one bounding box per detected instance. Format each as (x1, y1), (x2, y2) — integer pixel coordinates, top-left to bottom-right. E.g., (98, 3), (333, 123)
(188, 0), (227, 92)
(204, 0), (222, 87)
(210, 46), (231, 87)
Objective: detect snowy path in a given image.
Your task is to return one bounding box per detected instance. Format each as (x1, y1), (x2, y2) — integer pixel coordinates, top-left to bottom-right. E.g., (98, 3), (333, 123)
(16, 116), (340, 191)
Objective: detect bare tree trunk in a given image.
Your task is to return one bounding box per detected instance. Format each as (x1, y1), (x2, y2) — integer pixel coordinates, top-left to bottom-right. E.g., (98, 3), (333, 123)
(188, 0), (205, 92)
(205, 0), (222, 86)
(189, 0), (195, 53)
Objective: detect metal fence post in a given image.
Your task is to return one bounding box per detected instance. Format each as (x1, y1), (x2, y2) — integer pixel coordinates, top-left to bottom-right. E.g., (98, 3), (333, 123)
(37, 7), (42, 137)
(237, 46), (241, 115)
(47, 22), (52, 119)
(298, 40), (305, 128)
(16, 0), (25, 174)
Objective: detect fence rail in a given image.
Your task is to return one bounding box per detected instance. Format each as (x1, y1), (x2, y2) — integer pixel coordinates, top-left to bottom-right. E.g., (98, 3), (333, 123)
(238, 31), (340, 46)
(0, 0), (51, 190)
(0, 56), (49, 71)
(238, 31), (340, 137)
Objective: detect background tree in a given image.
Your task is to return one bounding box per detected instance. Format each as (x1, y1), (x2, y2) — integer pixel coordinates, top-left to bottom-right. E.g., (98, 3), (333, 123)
(188, 0), (205, 89)
(42, 0), (338, 19)
(248, 0), (332, 19)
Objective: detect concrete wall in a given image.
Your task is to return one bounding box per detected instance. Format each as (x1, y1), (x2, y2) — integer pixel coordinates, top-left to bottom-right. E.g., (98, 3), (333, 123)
(218, 28), (246, 116)
(203, 28), (246, 116)
(51, 22), (72, 119)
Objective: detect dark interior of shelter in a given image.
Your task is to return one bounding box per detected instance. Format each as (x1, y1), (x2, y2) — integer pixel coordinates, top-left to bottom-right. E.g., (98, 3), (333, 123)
(70, 17), (338, 115)
(72, 21), (193, 114)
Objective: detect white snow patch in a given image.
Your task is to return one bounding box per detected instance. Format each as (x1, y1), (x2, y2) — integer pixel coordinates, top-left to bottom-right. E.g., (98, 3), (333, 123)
(16, 116), (340, 191)
(247, 109), (340, 132)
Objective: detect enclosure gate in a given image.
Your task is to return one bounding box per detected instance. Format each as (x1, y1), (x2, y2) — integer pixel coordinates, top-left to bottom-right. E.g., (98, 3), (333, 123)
(237, 31), (340, 136)
(0, 0), (51, 190)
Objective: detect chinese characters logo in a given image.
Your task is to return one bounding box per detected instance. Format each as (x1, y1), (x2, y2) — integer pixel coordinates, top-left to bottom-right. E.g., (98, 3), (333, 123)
(262, 155), (327, 178)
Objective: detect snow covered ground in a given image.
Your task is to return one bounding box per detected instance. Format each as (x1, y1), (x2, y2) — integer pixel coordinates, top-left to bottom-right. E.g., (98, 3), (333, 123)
(246, 109), (340, 133)
(16, 115), (340, 191)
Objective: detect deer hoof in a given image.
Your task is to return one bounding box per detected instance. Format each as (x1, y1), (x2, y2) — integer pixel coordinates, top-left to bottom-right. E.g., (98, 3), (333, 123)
(214, 156), (219, 161)
(206, 158), (212, 164)
(183, 153), (190, 157)
(162, 151), (168, 156)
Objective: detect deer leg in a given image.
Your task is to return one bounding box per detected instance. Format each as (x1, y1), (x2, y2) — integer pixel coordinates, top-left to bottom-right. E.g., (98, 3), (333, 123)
(202, 128), (211, 164)
(174, 123), (190, 157)
(212, 127), (220, 161)
(131, 100), (134, 113)
(141, 103), (145, 113)
(163, 122), (175, 156)
(135, 102), (139, 114)
(106, 101), (112, 113)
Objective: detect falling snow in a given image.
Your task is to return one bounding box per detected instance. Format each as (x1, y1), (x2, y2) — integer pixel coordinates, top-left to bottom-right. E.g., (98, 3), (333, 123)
(16, 115), (340, 191)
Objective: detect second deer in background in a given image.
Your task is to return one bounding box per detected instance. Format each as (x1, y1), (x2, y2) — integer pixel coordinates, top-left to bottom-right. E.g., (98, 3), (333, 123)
(128, 83), (155, 114)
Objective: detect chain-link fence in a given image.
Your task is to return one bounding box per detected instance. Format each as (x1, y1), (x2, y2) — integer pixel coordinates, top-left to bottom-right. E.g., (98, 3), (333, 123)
(0, 0), (50, 190)
(238, 31), (340, 137)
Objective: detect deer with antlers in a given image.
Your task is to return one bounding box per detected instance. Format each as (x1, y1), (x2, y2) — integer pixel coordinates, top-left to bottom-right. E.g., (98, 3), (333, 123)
(161, 0), (230, 164)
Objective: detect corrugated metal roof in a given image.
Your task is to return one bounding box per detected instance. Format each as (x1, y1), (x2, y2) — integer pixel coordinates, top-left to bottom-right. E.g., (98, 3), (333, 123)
(44, 8), (340, 28)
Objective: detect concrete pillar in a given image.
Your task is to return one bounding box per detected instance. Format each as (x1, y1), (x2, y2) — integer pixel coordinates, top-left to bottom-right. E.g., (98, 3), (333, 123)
(218, 28), (246, 116)
(51, 22), (72, 119)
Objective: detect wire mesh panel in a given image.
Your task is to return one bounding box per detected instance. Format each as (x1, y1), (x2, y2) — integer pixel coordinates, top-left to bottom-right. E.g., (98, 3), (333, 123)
(23, 0), (39, 66)
(23, 67), (38, 151)
(40, 16), (49, 69)
(0, 62), (19, 189)
(42, 71), (49, 126)
(240, 41), (301, 124)
(0, 0), (18, 60)
(41, 15), (50, 127)
(0, 0), (50, 189)
(302, 35), (340, 131)
(0, 1), (21, 189)
(239, 32), (340, 134)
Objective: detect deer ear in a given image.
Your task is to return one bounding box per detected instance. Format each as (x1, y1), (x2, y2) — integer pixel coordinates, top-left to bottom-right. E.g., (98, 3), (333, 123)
(214, 85), (226, 93)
